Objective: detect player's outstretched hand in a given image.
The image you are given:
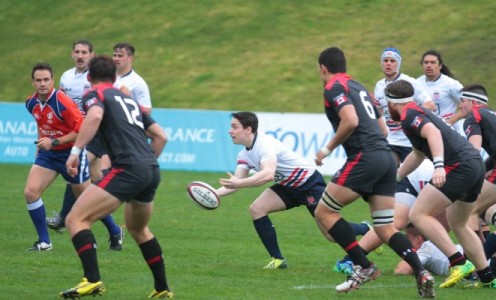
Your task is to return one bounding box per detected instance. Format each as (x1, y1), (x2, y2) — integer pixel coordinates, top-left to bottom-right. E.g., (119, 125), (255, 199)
(219, 172), (241, 189)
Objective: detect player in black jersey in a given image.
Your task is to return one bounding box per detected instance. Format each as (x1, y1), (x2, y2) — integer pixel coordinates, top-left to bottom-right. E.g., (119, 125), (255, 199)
(387, 79), (495, 289)
(314, 47), (434, 297)
(59, 55), (172, 299)
(460, 83), (496, 287)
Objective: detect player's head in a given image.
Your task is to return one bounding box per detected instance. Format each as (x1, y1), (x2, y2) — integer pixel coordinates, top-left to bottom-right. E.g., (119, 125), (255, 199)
(231, 111), (258, 133)
(88, 55), (116, 84)
(405, 223), (426, 248)
(381, 47), (402, 76)
(420, 49), (455, 79)
(113, 42), (135, 73)
(72, 39), (94, 72)
(31, 63), (54, 99)
(460, 83), (489, 117)
(385, 79), (414, 121)
(229, 112), (258, 146)
(318, 47), (346, 73)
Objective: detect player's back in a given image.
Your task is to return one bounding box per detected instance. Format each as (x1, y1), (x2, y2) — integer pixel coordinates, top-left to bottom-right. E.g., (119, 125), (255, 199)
(84, 83), (157, 168)
(324, 74), (389, 156)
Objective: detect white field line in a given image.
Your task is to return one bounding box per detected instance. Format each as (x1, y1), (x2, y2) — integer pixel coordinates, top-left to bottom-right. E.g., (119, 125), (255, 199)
(293, 283), (416, 290)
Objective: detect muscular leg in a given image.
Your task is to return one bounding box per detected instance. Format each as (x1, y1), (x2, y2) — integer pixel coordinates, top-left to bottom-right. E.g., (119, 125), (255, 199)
(249, 188), (287, 259)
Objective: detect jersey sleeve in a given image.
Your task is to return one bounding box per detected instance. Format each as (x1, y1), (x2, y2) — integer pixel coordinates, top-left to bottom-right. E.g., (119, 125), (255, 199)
(401, 108), (429, 136)
(236, 151), (251, 170)
(82, 90), (105, 113)
(57, 91), (83, 132)
(134, 78), (152, 108)
(463, 113), (481, 139)
(324, 83), (351, 113)
(143, 112), (156, 130)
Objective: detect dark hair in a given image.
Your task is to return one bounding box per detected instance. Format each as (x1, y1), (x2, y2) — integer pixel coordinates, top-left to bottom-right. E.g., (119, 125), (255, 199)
(461, 83), (488, 97)
(73, 39), (93, 53)
(88, 55), (116, 83)
(420, 49), (455, 79)
(113, 42), (135, 56)
(405, 223), (426, 240)
(318, 47), (347, 73)
(31, 63), (53, 79)
(384, 79), (414, 98)
(231, 111), (258, 133)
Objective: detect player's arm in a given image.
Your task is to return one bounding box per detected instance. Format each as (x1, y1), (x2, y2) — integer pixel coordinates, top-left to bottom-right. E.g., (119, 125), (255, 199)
(35, 131), (79, 151)
(316, 105), (357, 166)
(397, 148), (425, 181)
(146, 123), (167, 158)
(446, 110), (463, 125)
(216, 167), (250, 197)
(73, 105), (103, 149)
(468, 135), (482, 151)
(219, 157), (276, 190)
(377, 115), (388, 137)
(420, 123), (446, 188)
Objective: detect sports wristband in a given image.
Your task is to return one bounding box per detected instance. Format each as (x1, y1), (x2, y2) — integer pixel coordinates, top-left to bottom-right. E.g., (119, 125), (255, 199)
(70, 146), (82, 156)
(320, 146), (331, 157)
(433, 156), (444, 169)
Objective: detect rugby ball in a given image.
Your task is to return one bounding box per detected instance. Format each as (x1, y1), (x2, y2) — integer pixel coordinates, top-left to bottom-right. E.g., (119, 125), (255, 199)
(186, 181), (220, 210)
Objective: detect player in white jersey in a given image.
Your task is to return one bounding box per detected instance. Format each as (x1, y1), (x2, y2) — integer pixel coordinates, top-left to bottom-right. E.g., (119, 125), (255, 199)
(60, 43), (92, 114)
(417, 49), (464, 134)
(112, 42), (152, 115)
(216, 112), (326, 269)
(47, 40), (124, 251)
(395, 223), (463, 276)
(374, 47), (435, 164)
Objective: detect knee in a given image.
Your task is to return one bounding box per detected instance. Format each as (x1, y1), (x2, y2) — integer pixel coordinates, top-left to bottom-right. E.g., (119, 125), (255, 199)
(249, 202), (264, 218)
(24, 187), (40, 203)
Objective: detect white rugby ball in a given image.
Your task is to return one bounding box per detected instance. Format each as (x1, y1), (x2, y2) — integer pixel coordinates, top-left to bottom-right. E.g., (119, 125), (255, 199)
(186, 181), (220, 210)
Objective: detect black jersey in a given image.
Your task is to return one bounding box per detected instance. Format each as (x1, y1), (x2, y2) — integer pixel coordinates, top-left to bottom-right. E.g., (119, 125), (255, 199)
(82, 82), (158, 168)
(323, 73), (389, 156)
(464, 105), (496, 157)
(400, 102), (480, 164)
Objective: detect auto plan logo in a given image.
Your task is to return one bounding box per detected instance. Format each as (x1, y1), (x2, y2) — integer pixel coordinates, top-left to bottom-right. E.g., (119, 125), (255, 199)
(33, 113), (40, 120)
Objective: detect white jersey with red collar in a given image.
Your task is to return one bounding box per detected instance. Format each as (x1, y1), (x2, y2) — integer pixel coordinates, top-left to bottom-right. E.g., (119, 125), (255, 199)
(114, 69), (152, 109)
(374, 73), (432, 147)
(236, 133), (316, 188)
(59, 67), (91, 114)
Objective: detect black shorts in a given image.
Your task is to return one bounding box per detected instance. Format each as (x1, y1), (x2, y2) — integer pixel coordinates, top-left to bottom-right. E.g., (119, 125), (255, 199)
(332, 150), (396, 200)
(387, 144), (412, 163)
(95, 165), (161, 203)
(270, 171), (326, 212)
(437, 157), (484, 203)
(396, 177), (418, 196)
(86, 133), (107, 158)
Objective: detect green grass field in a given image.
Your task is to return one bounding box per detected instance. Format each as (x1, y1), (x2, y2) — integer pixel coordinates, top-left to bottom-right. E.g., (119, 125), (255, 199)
(1, 0), (496, 110)
(0, 163), (493, 299)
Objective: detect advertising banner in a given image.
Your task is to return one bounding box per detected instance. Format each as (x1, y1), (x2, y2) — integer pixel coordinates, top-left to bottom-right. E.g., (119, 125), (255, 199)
(0, 103), (345, 175)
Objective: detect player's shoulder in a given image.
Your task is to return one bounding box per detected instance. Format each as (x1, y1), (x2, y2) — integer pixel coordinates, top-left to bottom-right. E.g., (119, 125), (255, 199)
(439, 74), (462, 85)
(416, 74), (426, 81)
(398, 73), (417, 82)
(374, 78), (387, 88)
(60, 67), (76, 80)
